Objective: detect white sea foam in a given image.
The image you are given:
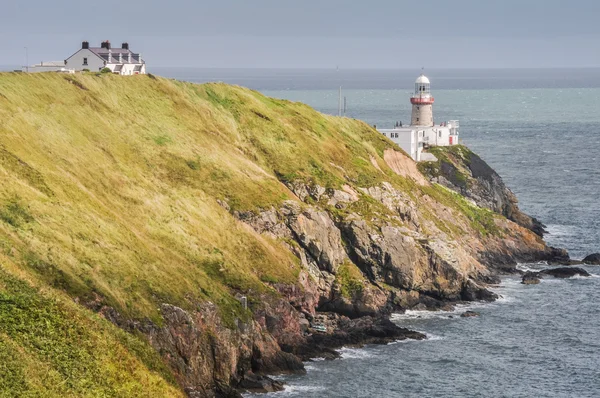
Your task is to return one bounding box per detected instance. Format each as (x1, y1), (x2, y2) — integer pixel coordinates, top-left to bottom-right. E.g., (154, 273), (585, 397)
(422, 332), (444, 341)
(338, 347), (374, 360)
(266, 385), (325, 396)
(516, 262), (547, 272)
(493, 294), (516, 304)
(572, 273), (600, 279)
(392, 300), (491, 322)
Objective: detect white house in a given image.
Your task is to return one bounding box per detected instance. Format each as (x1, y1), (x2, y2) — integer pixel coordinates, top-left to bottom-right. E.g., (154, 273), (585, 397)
(26, 41), (146, 75)
(378, 74), (459, 161)
(65, 41), (146, 75)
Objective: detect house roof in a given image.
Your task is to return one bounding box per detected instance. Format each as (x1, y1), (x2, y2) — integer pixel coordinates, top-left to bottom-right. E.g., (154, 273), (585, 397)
(89, 48), (145, 64)
(66, 46), (145, 65)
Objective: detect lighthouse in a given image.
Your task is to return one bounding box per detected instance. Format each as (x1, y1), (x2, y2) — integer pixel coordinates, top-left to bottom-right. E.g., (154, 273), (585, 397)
(377, 72), (459, 162)
(410, 74), (434, 126)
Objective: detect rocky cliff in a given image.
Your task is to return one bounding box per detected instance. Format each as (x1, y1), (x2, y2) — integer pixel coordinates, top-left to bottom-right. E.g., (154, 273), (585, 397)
(418, 145), (547, 237)
(0, 73), (562, 397)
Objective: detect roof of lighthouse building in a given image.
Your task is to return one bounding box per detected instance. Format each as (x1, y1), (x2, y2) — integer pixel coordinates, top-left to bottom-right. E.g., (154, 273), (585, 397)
(415, 74), (430, 84)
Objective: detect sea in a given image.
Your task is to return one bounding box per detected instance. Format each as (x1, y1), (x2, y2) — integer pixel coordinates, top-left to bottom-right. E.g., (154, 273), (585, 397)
(150, 67), (600, 398)
(13, 65), (600, 397)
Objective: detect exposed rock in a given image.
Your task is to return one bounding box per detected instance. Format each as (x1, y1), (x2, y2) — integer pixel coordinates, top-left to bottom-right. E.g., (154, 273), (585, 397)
(319, 283), (389, 319)
(583, 253), (600, 265)
(460, 280), (498, 302)
(547, 247), (572, 264)
(419, 146), (546, 236)
(238, 374), (284, 394)
(283, 203), (347, 274)
(540, 267), (591, 278)
(293, 315), (425, 361)
(522, 272), (541, 285)
(326, 185), (359, 208)
(383, 148), (429, 185)
(461, 311), (480, 318)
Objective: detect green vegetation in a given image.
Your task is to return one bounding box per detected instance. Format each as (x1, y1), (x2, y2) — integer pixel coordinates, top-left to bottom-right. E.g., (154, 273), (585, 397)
(0, 73), (509, 395)
(422, 183), (500, 237)
(0, 268), (181, 397)
(418, 145), (472, 189)
(335, 261), (365, 298)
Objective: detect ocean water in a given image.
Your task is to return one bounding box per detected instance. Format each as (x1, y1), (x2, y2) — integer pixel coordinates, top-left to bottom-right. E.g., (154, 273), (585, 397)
(155, 68), (600, 397)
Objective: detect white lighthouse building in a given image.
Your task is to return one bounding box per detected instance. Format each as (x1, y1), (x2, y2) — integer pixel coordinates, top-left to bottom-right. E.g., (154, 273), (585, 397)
(378, 73), (459, 161)
(411, 74), (434, 126)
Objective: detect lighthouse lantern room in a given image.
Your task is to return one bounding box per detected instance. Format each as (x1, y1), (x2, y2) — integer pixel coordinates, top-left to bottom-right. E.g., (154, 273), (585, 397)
(377, 72), (459, 162)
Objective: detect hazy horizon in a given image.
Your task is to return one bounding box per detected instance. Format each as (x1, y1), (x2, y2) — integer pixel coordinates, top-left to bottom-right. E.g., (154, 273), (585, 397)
(3, 0), (600, 69)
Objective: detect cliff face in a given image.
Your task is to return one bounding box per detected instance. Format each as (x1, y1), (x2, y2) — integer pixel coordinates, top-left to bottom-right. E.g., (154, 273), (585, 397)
(418, 145), (547, 237)
(0, 73), (558, 396)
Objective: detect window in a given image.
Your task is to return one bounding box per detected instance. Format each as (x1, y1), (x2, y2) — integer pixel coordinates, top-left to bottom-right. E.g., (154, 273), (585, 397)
(383, 133), (387, 137)
(439, 131), (442, 138)
(416, 118), (419, 122)
(83, 57), (88, 65)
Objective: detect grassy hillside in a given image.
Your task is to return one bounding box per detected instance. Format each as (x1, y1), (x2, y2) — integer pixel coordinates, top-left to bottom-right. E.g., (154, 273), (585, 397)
(0, 72), (513, 395)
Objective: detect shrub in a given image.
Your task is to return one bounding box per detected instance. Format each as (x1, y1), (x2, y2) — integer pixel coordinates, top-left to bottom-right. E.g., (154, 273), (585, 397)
(100, 67), (111, 74)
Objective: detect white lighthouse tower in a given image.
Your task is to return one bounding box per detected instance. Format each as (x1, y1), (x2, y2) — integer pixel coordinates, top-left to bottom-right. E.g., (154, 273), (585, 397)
(410, 74), (434, 126)
(377, 72), (459, 161)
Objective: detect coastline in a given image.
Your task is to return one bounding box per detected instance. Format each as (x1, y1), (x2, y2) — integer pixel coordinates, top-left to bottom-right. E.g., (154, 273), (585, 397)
(0, 73), (588, 397)
(250, 263), (600, 397)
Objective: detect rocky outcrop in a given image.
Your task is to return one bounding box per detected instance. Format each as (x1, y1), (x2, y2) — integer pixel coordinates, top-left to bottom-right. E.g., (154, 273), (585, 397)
(521, 267), (590, 284)
(292, 314), (426, 361)
(540, 267), (590, 278)
(522, 272), (541, 285)
(419, 146), (546, 236)
(583, 253), (600, 265)
(461, 311), (480, 318)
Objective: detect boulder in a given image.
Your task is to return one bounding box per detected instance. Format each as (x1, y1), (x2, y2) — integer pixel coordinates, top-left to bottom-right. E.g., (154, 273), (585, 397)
(521, 271), (541, 285)
(238, 374), (285, 393)
(540, 267), (590, 278)
(460, 280), (498, 302)
(583, 253), (600, 265)
(461, 311), (480, 318)
(547, 247), (571, 264)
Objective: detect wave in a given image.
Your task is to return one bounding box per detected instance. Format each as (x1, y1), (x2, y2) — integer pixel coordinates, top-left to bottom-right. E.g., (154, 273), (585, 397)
(338, 347), (374, 360)
(421, 332), (444, 341)
(572, 273), (600, 279)
(267, 385), (325, 396)
(516, 262), (547, 272)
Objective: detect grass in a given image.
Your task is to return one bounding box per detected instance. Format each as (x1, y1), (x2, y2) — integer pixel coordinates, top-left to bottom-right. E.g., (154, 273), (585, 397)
(0, 73), (519, 394)
(0, 268), (181, 397)
(335, 261), (365, 298)
(418, 145), (472, 189)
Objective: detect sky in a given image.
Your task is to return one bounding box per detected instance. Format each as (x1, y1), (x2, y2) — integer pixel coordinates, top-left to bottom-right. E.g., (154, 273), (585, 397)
(2, 0), (600, 69)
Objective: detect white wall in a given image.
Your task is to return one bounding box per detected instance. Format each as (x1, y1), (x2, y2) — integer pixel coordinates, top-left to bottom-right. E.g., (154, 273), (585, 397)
(66, 49), (105, 72)
(423, 126), (459, 146)
(379, 128), (417, 160)
(66, 49), (146, 75)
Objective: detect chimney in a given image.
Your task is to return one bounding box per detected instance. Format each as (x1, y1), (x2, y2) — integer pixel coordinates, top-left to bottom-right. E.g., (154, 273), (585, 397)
(101, 40), (111, 50)
(82, 41), (89, 49)
(121, 42), (129, 50)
